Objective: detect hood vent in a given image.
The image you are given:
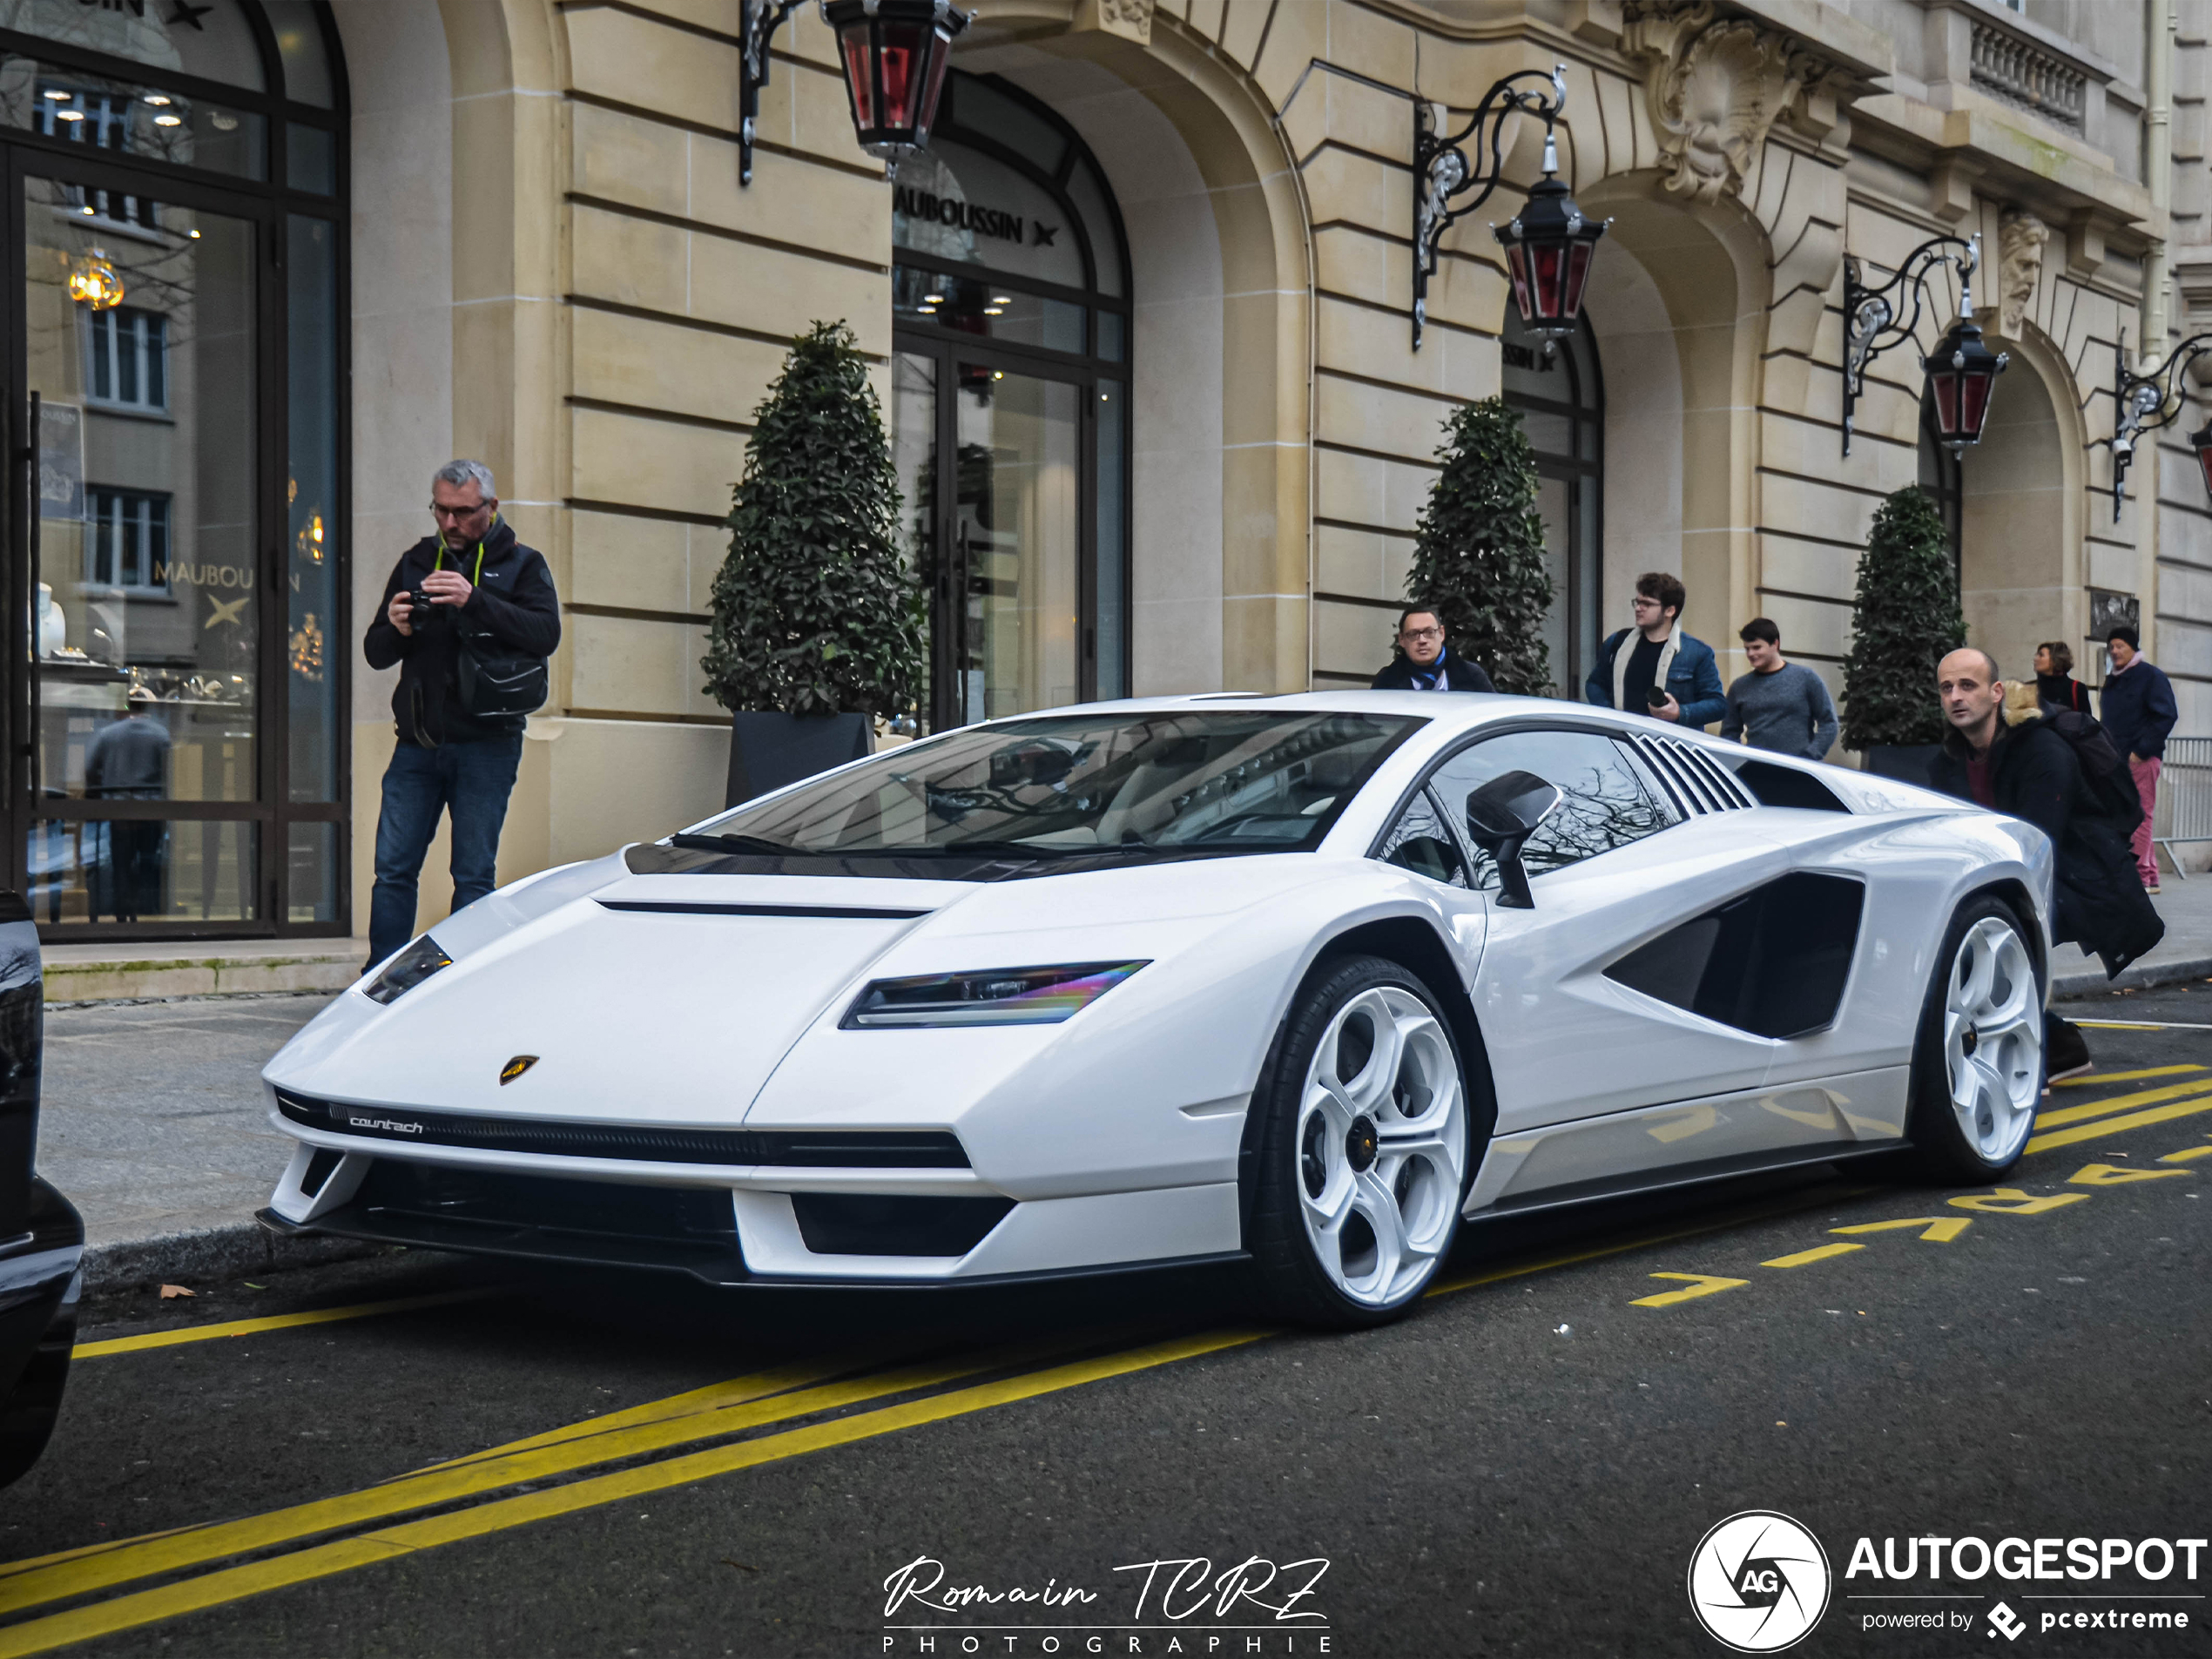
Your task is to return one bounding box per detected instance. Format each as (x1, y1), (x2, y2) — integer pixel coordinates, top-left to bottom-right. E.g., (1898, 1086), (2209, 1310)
(596, 900), (931, 920)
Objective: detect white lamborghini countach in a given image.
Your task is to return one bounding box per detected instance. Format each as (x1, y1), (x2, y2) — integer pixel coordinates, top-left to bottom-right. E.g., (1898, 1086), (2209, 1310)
(259, 695), (2053, 1326)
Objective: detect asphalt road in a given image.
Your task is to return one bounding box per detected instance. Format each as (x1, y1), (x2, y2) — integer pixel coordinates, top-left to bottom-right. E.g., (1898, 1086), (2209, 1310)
(5, 984), (2210, 1659)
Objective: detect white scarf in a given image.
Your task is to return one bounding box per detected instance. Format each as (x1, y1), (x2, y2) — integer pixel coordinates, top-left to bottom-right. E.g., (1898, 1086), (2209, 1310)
(1613, 625), (1682, 711)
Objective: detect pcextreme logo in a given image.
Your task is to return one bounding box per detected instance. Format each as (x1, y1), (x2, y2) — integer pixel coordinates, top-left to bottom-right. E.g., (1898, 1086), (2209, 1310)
(1687, 1512), (1833, 1653)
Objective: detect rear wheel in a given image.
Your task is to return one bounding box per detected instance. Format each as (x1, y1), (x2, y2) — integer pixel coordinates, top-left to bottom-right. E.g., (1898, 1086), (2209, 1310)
(1248, 955), (1472, 1327)
(1897, 897), (2043, 1183)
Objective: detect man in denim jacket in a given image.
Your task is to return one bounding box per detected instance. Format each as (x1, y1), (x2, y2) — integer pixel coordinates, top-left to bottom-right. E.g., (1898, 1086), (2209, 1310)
(1584, 571), (1726, 729)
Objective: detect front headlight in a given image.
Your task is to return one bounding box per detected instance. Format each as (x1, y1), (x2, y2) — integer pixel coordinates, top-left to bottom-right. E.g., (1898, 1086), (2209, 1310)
(841, 961), (1147, 1028)
(362, 935), (452, 1005)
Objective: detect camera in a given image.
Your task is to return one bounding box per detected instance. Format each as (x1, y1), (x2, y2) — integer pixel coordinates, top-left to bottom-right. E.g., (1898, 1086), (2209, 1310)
(408, 589), (435, 629)
(1646, 685), (1669, 708)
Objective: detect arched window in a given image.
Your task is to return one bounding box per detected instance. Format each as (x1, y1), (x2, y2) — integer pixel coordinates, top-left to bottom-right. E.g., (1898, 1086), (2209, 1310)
(0, 1), (347, 936)
(889, 71), (1131, 729)
(1502, 309), (1603, 696)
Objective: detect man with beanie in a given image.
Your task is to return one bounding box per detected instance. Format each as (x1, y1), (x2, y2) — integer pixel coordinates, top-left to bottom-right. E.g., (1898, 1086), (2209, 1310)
(2098, 624), (2177, 893)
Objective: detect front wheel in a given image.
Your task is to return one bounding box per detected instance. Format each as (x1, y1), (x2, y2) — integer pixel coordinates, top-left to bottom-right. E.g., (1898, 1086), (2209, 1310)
(1896, 897), (2044, 1183)
(1247, 954), (1473, 1328)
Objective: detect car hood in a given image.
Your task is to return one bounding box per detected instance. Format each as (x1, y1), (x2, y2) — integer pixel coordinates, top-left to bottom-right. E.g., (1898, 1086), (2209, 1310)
(265, 851), (1348, 1127)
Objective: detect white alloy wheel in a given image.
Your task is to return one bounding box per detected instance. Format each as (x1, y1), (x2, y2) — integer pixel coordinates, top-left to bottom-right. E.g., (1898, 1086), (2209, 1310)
(1294, 985), (1468, 1308)
(1941, 915), (2041, 1163)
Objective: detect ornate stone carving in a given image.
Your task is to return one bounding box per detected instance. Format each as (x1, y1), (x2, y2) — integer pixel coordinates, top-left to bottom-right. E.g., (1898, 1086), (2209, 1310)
(1076, 0), (1151, 44)
(1993, 208), (2049, 341)
(1622, 2), (1821, 203)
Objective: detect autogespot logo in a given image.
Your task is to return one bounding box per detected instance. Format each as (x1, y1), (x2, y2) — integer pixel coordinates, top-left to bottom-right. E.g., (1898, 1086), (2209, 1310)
(1688, 1511), (1833, 1653)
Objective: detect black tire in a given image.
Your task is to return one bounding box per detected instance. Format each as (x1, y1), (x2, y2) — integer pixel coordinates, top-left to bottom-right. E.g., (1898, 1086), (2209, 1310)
(1892, 895), (2045, 1184)
(1247, 954), (1475, 1328)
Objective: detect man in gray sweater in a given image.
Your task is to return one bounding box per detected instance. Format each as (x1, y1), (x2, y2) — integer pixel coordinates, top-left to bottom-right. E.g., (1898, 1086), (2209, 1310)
(1720, 617), (1838, 762)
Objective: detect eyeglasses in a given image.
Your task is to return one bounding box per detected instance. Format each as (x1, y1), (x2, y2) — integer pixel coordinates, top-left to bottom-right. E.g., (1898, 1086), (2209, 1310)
(1398, 626), (1443, 642)
(428, 501), (491, 522)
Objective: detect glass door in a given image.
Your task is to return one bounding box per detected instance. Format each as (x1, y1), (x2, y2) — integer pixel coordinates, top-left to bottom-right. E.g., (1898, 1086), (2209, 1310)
(949, 361), (1080, 725)
(9, 159), (266, 927)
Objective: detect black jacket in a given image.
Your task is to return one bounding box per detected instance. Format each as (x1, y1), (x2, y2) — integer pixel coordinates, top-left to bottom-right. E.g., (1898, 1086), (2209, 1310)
(1370, 649), (1496, 694)
(1928, 693), (2164, 978)
(364, 517), (560, 746)
(2035, 673), (2093, 717)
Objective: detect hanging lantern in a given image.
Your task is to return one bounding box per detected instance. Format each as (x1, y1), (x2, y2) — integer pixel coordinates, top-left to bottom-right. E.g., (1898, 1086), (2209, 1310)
(1491, 134), (1607, 339)
(822, 0), (968, 165)
(67, 249), (124, 310)
(1922, 315), (2008, 454)
(2191, 419), (2212, 505)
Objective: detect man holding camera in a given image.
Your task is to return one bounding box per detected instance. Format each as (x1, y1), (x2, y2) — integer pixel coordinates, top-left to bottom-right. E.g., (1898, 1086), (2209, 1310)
(363, 459), (560, 968)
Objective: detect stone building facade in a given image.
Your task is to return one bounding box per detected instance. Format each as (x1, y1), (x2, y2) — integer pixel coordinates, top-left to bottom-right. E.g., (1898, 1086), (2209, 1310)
(350, 0), (2212, 925)
(0, 0), (2202, 938)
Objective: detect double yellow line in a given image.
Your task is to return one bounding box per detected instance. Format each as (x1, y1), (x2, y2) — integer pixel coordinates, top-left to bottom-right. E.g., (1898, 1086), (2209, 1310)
(2027, 1070), (2212, 1155)
(3, 1184), (1865, 1656)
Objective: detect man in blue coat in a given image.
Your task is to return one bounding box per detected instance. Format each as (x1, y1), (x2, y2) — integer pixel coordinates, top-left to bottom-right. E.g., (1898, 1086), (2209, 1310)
(2099, 624), (2179, 893)
(1584, 571), (1726, 728)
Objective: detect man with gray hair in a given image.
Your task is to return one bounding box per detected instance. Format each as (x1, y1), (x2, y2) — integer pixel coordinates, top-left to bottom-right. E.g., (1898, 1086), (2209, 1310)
(362, 459), (560, 967)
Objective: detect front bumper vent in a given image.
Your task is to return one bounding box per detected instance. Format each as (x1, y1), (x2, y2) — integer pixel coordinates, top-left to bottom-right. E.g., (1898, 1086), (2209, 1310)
(274, 1089), (969, 1169)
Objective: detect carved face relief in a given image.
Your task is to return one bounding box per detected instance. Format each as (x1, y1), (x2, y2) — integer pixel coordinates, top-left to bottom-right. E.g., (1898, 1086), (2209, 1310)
(1625, 3), (1817, 204)
(1995, 209), (2050, 341)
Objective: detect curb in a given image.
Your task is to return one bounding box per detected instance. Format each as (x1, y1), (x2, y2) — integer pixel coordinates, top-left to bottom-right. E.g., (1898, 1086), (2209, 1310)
(79, 1222), (390, 1294)
(2052, 952), (2212, 1002)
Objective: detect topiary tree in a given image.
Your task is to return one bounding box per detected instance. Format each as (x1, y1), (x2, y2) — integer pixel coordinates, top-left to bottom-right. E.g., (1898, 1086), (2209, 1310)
(1840, 487), (1966, 749)
(1404, 397), (1554, 695)
(701, 320), (926, 717)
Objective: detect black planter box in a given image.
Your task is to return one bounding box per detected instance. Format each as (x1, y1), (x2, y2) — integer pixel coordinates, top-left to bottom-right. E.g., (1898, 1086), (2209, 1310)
(1862, 743), (1941, 786)
(725, 711), (873, 810)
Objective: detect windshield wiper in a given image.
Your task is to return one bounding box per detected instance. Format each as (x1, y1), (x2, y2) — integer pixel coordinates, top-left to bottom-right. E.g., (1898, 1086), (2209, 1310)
(669, 831), (804, 856)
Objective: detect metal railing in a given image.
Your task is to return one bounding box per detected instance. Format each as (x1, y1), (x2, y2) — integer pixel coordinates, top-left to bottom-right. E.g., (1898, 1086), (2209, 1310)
(2154, 737), (2212, 880)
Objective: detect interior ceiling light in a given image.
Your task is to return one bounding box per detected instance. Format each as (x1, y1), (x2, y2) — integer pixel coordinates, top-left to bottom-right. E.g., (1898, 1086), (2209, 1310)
(153, 114), (181, 127)
(983, 307), (1004, 316)
(43, 89), (69, 100)
(143, 94), (171, 105)
(56, 109), (84, 121)
(923, 292), (945, 303)
(992, 294), (1012, 304)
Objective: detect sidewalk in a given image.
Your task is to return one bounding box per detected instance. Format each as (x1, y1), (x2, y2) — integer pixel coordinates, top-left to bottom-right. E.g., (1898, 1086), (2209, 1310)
(37, 995), (366, 1287)
(2050, 874), (2212, 998)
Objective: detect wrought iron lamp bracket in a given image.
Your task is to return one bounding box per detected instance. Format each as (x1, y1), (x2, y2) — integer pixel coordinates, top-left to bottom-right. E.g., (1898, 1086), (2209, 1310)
(2111, 331), (2212, 520)
(1840, 235), (1979, 456)
(739, 0), (810, 185)
(1411, 64), (1568, 350)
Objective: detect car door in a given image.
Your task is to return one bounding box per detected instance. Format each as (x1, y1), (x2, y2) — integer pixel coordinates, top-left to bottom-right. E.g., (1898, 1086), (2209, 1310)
(1430, 725), (1794, 1135)
(1372, 780), (1490, 964)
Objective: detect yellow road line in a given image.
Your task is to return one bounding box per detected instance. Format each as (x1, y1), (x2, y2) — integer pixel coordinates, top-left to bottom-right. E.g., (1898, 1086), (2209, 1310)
(2027, 1094), (2212, 1155)
(1426, 1186), (1864, 1299)
(2075, 1019), (2212, 1032)
(2053, 1064), (2205, 1088)
(0, 1345), (1056, 1616)
(402, 1342), (910, 1476)
(2158, 1145), (2212, 1163)
(0, 1329), (1269, 1659)
(1762, 1244), (1862, 1269)
(72, 1289), (502, 1360)
(2033, 1078), (2212, 1130)
(0, 1184), (1870, 1651)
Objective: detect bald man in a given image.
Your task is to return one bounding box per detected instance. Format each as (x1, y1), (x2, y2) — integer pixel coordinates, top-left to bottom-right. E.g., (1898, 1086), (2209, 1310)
(1926, 647), (2162, 987)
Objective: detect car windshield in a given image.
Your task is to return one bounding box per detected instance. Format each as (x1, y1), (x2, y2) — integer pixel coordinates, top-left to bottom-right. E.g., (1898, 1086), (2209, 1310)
(671, 711), (1421, 860)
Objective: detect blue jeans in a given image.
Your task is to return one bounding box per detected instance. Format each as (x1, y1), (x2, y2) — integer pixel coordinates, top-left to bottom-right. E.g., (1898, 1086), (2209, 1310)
(368, 734), (523, 965)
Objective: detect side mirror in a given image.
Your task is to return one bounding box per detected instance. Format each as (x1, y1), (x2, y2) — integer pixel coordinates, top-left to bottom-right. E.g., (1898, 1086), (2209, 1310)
(1465, 770), (1562, 910)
